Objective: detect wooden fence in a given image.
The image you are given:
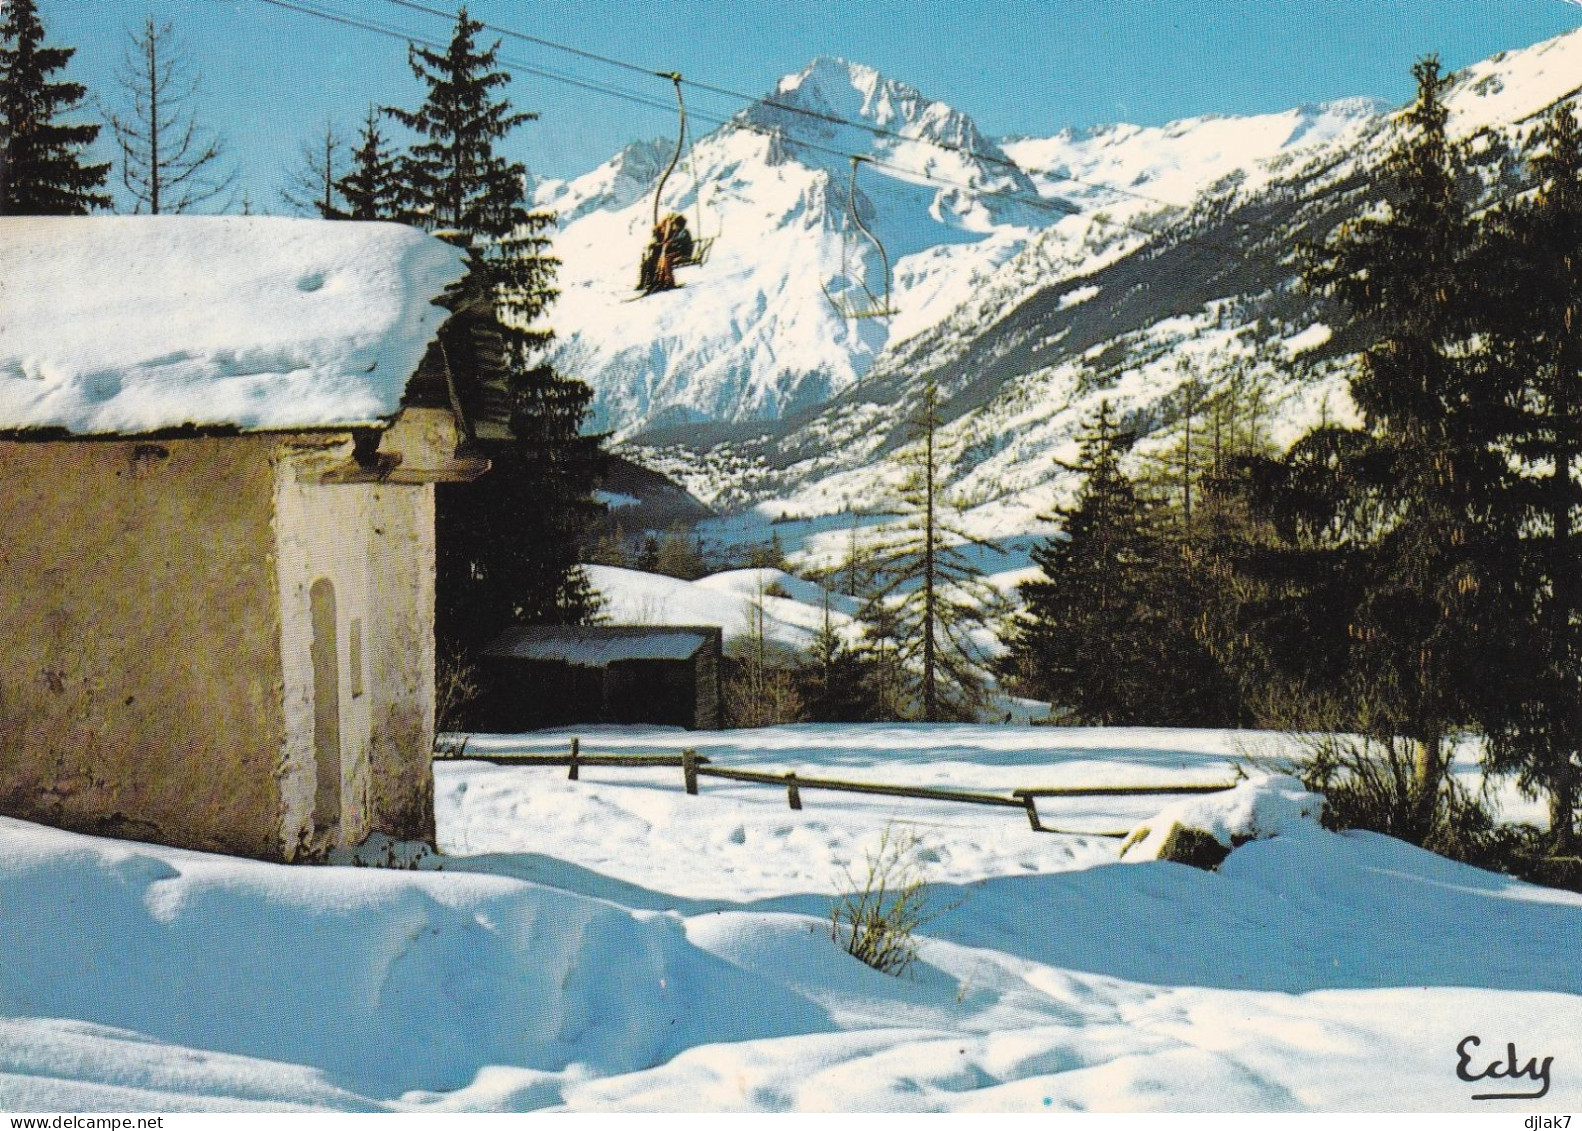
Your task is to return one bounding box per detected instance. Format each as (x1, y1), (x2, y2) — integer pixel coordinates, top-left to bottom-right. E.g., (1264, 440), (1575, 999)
(435, 737), (1241, 837)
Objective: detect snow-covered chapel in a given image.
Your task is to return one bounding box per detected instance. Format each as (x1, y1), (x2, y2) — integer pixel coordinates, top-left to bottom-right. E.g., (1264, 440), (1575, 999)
(0, 216), (485, 861)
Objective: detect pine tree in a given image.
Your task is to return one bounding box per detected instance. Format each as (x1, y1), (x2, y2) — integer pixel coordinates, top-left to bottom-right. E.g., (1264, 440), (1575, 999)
(856, 600), (912, 721)
(335, 106), (405, 221)
(389, 8), (605, 646)
(1192, 428), (1379, 730)
(653, 523), (706, 580)
(795, 597), (886, 722)
(1302, 56), (1498, 838)
(0, 0), (110, 214)
(1472, 104), (1582, 852)
(862, 380), (1005, 721)
(385, 8), (529, 241)
(1138, 359), (1213, 547)
(1007, 403), (1223, 725)
(106, 17), (235, 214)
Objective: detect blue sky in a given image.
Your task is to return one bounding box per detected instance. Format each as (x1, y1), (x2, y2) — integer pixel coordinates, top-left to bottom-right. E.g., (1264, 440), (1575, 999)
(38, 0), (1582, 211)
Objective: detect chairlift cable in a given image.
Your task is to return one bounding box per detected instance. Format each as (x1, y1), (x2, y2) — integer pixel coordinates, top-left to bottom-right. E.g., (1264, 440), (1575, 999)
(352, 0), (1582, 244)
(252, 0), (1300, 267)
(254, 0), (681, 118)
(254, 0), (1271, 253)
(298, 0), (1340, 261)
(262, 0), (1573, 275)
(650, 72), (686, 230)
(361, 0), (1316, 231)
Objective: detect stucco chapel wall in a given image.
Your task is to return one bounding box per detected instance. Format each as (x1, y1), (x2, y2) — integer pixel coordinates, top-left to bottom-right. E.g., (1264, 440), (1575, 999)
(364, 483), (437, 843)
(0, 437), (285, 857)
(273, 439), (436, 856)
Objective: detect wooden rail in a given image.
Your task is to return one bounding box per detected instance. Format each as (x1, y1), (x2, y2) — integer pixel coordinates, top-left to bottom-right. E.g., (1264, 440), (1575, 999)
(1013, 783), (1236, 798)
(437, 738), (1240, 836)
(439, 752), (705, 769)
(436, 737), (711, 777)
(697, 765), (1027, 809)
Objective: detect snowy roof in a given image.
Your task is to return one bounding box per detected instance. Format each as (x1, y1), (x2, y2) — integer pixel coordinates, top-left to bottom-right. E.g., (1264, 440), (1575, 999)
(0, 217), (467, 437)
(484, 625), (719, 667)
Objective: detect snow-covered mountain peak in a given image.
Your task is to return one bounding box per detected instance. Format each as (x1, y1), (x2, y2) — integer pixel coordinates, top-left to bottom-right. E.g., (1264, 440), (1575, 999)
(1443, 22), (1582, 135)
(740, 57), (1035, 201)
(536, 57), (1058, 435)
(541, 23), (1582, 444)
(760, 56), (934, 134)
(536, 137), (675, 225)
(629, 25), (1582, 554)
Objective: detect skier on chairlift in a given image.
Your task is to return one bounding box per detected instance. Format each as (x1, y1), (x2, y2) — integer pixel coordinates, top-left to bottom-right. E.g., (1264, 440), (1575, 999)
(637, 212), (695, 295)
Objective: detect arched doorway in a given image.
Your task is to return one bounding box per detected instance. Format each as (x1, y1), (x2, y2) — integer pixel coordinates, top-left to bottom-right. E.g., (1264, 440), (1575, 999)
(310, 577), (342, 840)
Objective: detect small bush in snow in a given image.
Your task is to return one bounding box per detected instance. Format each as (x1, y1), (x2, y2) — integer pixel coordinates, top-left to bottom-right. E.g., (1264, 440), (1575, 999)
(1295, 732), (1481, 852)
(830, 826), (934, 977)
(435, 647), (481, 733)
(1297, 732), (1430, 840)
(1292, 733), (1582, 891)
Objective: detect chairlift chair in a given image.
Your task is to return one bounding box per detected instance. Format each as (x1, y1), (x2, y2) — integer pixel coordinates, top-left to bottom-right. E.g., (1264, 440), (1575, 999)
(634, 72), (717, 295)
(822, 155), (896, 321)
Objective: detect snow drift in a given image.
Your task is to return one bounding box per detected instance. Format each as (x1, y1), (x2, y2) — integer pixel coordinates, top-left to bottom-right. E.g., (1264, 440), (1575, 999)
(3, 726), (1580, 1111)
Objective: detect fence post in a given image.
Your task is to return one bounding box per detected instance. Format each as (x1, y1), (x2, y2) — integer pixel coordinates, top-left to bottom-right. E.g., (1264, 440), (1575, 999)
(786, 772), (802, 811)
(1022, 795), (1043, 832)
(683, 748), (699, 796)
(568, 737), (580, 781)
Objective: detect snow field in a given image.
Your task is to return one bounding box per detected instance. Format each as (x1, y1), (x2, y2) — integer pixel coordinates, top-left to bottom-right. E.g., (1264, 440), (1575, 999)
(3, 724), (1577, 1112)
(0, 815), (817, 1108)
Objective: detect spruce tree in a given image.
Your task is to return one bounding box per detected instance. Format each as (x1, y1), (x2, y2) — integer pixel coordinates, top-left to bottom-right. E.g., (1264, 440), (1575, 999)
(1007, 403), (1224, 726)
(0, 0), (110, 214)
(335, 106), (405, 221)
(1193, 428), (1380, 731)
(1302, 56), (1497, 838)
(795, 599), (886, 722)
(861, 380), (1005, 721)
(385, 8), (529, 240)
(1472, 104), (1582, 852)
(388, 7), (604, 646)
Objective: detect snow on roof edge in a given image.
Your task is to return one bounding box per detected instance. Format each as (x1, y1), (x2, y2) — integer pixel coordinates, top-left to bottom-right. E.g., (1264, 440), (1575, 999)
(485, 624), (719, 666)
(0, 217), (469, 439)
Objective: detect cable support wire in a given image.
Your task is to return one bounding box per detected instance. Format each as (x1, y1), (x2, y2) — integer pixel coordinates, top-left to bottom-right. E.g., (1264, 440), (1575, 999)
(255, 0), (1202, 250)
(368, 0), (1582, 247)
(253, 0), (683, 118)
(259, 0), (1582, 265)
(361, 0), (1302, 221)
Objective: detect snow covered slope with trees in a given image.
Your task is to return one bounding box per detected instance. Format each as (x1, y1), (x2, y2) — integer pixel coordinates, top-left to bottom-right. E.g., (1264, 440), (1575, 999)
(615, 27), (1582, 558)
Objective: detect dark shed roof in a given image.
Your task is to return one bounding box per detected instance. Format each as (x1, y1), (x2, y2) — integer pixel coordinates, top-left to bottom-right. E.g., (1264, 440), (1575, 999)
(483, 625), (718, 668)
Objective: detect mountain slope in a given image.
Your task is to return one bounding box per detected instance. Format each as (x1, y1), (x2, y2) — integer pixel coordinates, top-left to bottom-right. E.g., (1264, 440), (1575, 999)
(536, 58), (1062, 435)
(620, 26), (1582, 565)
(1001, 98), (1386, 211)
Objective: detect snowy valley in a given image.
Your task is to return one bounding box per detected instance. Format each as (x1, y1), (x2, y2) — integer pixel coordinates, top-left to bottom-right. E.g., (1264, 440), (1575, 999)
(542, 29), (1582, 560)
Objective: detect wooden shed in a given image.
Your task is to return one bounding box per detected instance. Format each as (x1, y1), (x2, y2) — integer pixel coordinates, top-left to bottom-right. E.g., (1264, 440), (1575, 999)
(0, 216), (483, 862)
(475, 625), (723, 731)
